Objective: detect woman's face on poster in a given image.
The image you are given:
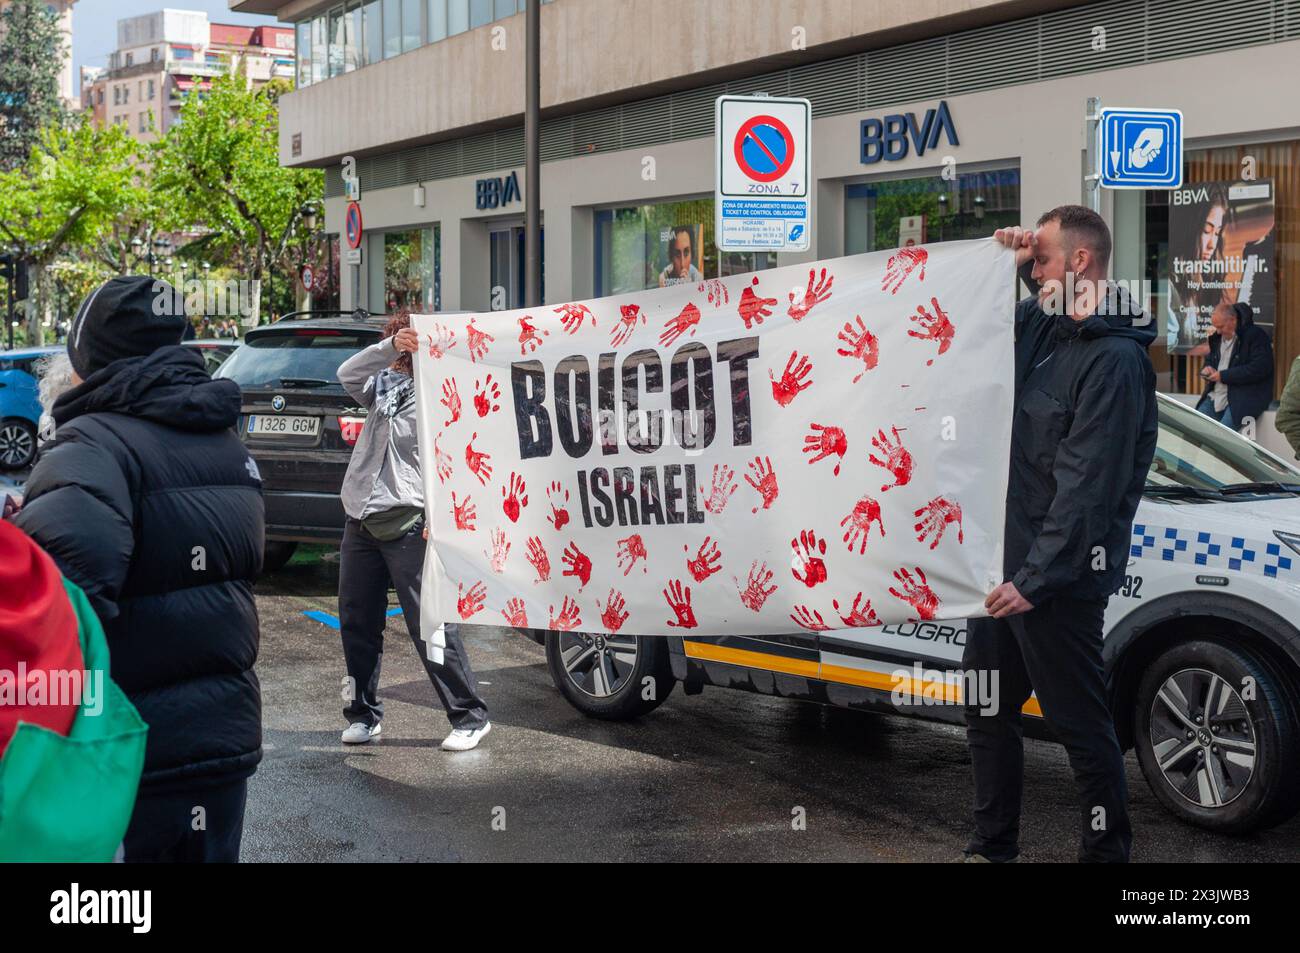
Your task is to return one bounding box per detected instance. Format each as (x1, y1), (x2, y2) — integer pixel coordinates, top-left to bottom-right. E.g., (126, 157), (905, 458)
(1198, 204), (1226, 261)
(669, 231), (693, 277)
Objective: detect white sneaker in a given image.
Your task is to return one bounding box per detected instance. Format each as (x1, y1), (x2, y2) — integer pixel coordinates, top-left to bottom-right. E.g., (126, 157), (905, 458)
(440, 721), (491, 752)
(341, 721), (381, 744)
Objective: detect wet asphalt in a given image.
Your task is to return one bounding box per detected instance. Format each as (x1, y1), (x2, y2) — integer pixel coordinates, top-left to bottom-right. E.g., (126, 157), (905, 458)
(244, 549), (1300, 862)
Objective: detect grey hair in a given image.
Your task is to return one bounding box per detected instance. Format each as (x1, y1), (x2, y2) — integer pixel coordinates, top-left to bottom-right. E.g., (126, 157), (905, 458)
(36, 350), (76, 446)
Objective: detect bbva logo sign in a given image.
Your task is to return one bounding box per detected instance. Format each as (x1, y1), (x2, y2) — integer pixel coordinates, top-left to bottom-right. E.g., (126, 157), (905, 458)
(859, 101), (959, 165)
(476, 170), (521, 210)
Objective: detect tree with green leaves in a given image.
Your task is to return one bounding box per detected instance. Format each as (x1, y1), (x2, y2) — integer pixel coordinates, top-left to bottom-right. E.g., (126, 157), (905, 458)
(0, 0), (69, 172)
(0, 118), (141, 343)
(154, 72), (323, 326)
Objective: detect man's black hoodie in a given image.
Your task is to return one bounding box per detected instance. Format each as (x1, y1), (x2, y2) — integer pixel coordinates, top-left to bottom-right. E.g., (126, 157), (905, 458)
(16, 346), (265, 790)
(1006, 266), (1158, 606)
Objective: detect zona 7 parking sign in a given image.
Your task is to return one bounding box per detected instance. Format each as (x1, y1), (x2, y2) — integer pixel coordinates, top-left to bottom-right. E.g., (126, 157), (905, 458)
(715, 95), (812, 252)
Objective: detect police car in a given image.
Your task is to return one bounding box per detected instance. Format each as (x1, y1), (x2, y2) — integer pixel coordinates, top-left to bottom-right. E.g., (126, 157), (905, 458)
(545, 393), (1300, 834)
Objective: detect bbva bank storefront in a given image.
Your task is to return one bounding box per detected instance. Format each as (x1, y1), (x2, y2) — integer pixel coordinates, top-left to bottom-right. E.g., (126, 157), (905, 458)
(322, 33), (1300, 454)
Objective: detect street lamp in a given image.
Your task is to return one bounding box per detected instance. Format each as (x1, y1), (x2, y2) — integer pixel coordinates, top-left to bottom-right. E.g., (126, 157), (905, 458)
(300, 201), (318, 232)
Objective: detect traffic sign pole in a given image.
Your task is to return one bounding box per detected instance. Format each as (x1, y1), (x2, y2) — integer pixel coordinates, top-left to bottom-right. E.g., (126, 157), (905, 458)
(1084, 96), (1102, 213)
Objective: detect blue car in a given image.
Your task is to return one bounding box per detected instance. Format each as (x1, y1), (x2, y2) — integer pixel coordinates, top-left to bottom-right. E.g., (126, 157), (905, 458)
(0, 346), (60, 471)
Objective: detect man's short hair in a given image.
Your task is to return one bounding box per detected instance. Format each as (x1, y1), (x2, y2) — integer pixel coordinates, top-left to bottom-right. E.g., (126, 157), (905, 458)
(1037, 204), (1112, 270)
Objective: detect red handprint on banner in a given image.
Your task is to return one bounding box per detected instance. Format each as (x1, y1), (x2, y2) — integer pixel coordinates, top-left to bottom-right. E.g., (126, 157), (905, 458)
(457, 580), (486, 620)
(868, 426), (913, 492)
(465, 318), (494, 362)
(908, 296), (955, 365)
(610, 303), (645, 347)
(485, 527), (511, 573)
(465, 432), (493, 485)
(548, 595), (582, 631)
(501, 597), (528, 627)
(737, 276), (777, 330)
(788, 267), (833, 321)
(834, 592), (881, 627)
(684, 536), (722, 583)
(525, 535), (551, 582)
(735, 560), (777, 612)
(433, 433), (453, 484)
(518, 315), (549, 355)
(769, 351), (813, 407)
(597, 588), (629, 633)
(555, 302), (596, 334)
(659, 301), (701, 347)
(561, 541), (593, 589)
(791, 529), (828, 588)
(426, 324), (456, 358)
(840, 493), (886, 554)
(502, 472), (529, 523)
(889, 566), (939, 620)
(663, 579), (698, 629)
(440, 377), (461, 426)
(881, 246), (927, 294)
(616, 533), (648, 576)
(700, 464), (738, 515)
(473, 375), (501, 417)
(914, 496), (964, 549)
(790, 605), (830, 631)
(836, 316), (879, 384)
(745, 455), (779, 513)
(451, 491), (477, 531)
(699, 278), (729, 307)
(546, 481), (570, 530)
(803, 423), (847, 476)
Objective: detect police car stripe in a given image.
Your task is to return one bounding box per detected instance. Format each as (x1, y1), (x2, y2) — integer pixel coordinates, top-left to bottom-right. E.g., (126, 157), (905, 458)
(1131, 523), (1295, 578)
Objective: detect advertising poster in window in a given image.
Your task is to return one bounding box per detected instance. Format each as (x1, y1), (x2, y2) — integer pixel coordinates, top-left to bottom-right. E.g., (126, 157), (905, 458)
(656, 224), (705, 288)
(1166, 180), (1275, 354)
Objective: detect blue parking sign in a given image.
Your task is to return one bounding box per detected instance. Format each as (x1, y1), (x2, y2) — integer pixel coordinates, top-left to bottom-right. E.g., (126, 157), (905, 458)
(1099, 107), (1183, 189)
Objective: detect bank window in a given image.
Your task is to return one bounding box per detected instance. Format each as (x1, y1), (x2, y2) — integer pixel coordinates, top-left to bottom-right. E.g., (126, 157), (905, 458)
(310, 15), (327, 83)
(344, 2), (361, 71)
(382, 0), (401, 58)
(363, 1), (382, 66)
(384, 226), (441, 312)
(593, 197), (774, 297)
(402, 0), (422, 51)
(469, 0), (492, 29)
(327, 6), (345, 77)
(447, 0), (469, 34)
(428, 0), (447, 42)
(494, 0), (517, 17)
(844, 167), (1020, 255)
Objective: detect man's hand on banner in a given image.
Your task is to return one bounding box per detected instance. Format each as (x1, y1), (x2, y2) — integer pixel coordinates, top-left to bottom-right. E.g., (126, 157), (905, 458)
(889, 566), (940, 620)
(835, 317), (879, 383)
(735, 560), (778, 612)
(663, 579), (698, 629)
(993, 226), (1036, 269)
(985, 581), (1033, 619)
(834, 592), (881, 627)
(769, 351), (814, 406)
(869, 426), (914, 492)
(788, 267), (834, 321)
(745, 456), (779, 513)
(791, 530), (829, 588)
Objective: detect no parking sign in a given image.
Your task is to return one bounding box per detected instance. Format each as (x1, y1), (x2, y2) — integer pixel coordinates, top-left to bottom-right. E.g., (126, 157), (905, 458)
(715, 95), (812, 252)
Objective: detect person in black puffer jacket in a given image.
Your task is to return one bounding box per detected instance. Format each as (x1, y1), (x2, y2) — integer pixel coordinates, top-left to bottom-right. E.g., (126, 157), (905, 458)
(15, 275), (264, 863)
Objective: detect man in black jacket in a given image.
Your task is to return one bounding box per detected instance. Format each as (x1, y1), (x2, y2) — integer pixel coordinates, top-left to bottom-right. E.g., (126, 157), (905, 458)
(15, 276), (264, 862)
(962, 207), (1157, 863)
(1190, 301), (1274, 434)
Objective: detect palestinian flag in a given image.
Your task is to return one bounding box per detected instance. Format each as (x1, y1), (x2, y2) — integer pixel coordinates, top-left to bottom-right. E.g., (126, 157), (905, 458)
(0, 520), (147, 862)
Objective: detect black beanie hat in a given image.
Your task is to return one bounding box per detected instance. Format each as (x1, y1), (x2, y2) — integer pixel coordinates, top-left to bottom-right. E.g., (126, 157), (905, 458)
(68, 275), (188, 379)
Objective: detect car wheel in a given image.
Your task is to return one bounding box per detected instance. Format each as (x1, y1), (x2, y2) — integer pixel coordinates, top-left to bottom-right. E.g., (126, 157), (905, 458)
(1133, 638), (1300, 833)
(546, 630), (675, 720)
(262, 541), (299, 573)
(0, 418), (36, 471)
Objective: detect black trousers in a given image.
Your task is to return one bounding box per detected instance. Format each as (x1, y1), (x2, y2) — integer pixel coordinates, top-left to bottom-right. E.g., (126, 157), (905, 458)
(339, 518), (488, 730)
(122, 779), (248, 863)
(961, 595), (1132, 862)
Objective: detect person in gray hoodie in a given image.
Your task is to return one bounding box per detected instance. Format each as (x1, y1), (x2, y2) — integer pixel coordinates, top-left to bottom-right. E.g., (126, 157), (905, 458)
(335, 311), (491, 753)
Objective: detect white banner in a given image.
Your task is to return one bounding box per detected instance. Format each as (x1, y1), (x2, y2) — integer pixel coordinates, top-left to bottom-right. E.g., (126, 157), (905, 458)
(415, 239), (1014, 642)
